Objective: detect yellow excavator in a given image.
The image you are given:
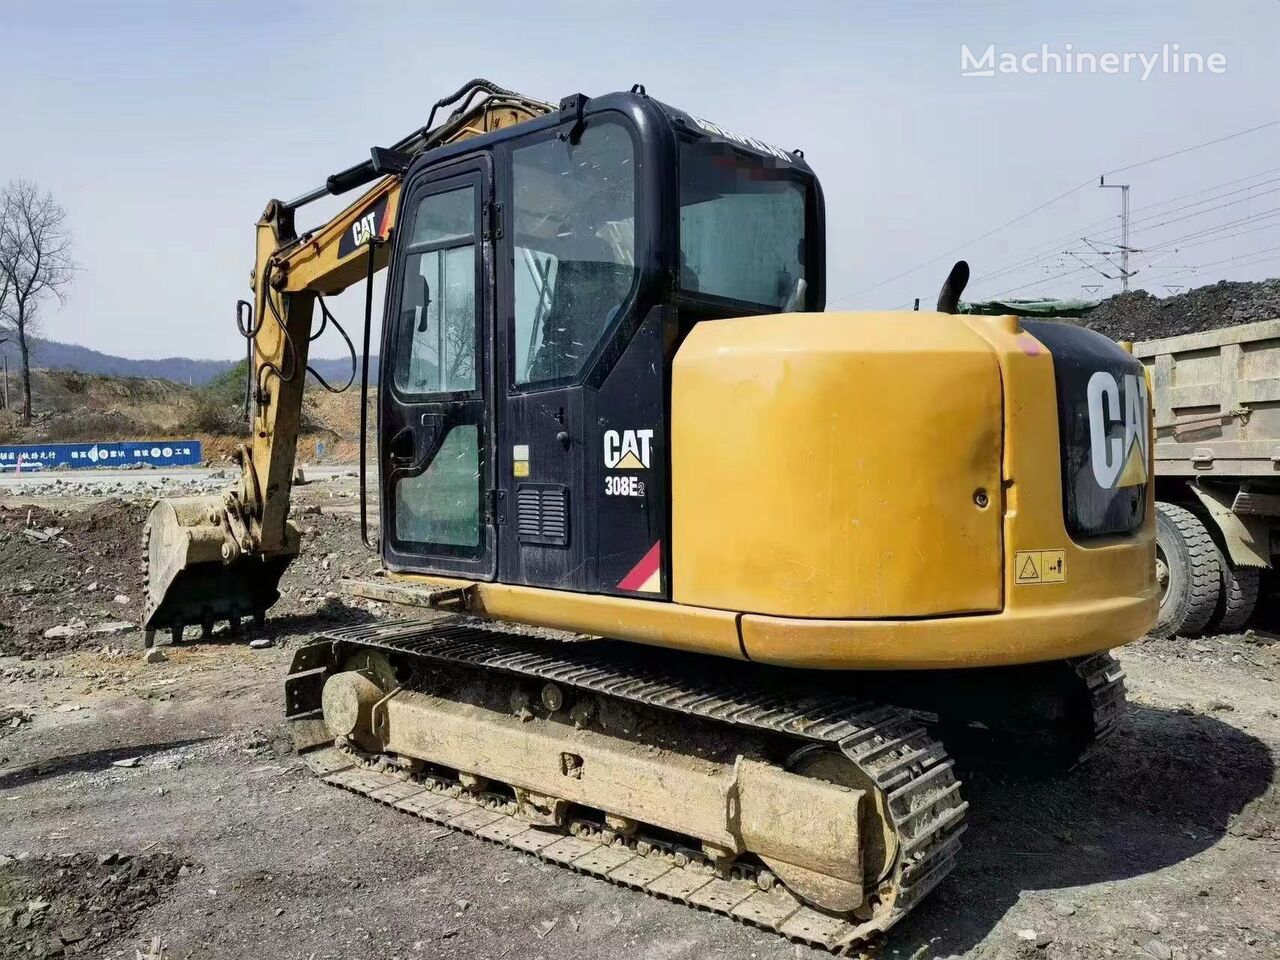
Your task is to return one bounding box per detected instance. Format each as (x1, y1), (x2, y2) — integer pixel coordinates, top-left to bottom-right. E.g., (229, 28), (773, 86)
(142, 80), (1157, 950)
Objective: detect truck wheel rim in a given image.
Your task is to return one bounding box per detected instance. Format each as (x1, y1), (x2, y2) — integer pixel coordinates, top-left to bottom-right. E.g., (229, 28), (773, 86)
(1155, 550), (1170, 604)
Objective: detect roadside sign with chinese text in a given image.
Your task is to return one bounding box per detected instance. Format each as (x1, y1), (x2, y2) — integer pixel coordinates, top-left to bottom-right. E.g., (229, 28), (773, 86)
(0, 440), (203, 471)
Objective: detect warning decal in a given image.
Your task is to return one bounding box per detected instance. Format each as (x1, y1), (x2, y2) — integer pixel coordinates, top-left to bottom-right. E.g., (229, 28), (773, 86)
(618, 542), (662, 594)
(1015, 549), (1066, 585)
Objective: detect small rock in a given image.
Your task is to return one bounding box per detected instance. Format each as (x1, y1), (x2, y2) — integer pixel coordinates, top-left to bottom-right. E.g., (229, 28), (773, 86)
(1142, 913), (1163, 934)
(274, 907), (285, 917)
(249, 637), (273, 650)
(114, 594), (131, 605)
(1035, 933), (1053, 949)
(112, 756), (142, 768)
(1016, 929), (1039, 941)
(143, 647), (167, 664)
(1053, 902), (1077, 917)
(92, 621), (137, 637)
(43, 624), (84, 640)
(1142, 938), (1173, 960)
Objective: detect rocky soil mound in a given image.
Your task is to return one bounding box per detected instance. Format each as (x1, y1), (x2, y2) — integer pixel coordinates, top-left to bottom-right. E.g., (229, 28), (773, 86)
(0, 481), (377, 659)
(1080, 277), (1280, 342)
(0, 499), (149, 657)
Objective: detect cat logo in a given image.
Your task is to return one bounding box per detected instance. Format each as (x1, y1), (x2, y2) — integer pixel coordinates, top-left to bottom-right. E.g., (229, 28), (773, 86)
(351, 212), (378, 247)
(603, 429), (654, 470)
(1087, 371), (1149, 489)
(337, 194), (390, 259)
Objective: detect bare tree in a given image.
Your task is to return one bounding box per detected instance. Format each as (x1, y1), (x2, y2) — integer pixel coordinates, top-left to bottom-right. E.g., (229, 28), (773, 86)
(0, 258), (11, 410)
(0, 180), (75, 425)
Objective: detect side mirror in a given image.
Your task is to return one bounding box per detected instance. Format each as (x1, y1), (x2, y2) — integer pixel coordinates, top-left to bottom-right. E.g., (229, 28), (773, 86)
(416, 275), (432, 332)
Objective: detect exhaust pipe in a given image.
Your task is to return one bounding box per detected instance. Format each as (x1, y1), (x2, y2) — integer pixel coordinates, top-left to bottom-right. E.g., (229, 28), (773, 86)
(936, 260), (970, 314)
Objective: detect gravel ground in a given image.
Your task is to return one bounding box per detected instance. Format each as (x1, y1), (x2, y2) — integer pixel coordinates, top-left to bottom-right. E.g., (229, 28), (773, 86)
(1, 478), (1277, 960)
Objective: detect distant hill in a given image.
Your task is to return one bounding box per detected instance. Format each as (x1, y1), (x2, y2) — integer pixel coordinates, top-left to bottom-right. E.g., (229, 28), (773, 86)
(0, 336), (378, 386)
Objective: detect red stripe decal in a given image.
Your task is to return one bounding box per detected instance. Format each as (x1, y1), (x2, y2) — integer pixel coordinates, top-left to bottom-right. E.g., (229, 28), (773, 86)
(617, 541), (662, 592)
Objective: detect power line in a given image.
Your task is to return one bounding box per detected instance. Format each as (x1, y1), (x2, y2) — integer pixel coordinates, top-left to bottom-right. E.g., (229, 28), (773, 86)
(1158, 207), (1280, 248)
(970, 166), (1280, 288)
(832, 119), (1280, 306)
(1087, 184), (1280, 244)
(1104, 120), (1280, 177)
(994, 262), (1100, 298)
(1160, 241), (1280, 278)
(1175, 217), (1280, 250)
(985, 205), (1280, 299)
(1122, 164), (1280, 217)
(829, 177), (1095, 304)
(997, 234), (1280, 298)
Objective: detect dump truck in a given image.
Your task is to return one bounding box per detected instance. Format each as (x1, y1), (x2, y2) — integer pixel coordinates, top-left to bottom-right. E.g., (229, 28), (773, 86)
(140, 80), (1157, 951)
(1137, 319), (1280, 637)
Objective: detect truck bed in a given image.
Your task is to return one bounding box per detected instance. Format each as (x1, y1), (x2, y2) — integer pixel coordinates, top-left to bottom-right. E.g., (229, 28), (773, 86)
(1135, 319), (1280, 478)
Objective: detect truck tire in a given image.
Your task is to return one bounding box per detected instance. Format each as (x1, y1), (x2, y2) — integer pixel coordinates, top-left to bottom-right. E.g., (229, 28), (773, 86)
(1153, 502), (1221, 639)
(1207, 549), (1261, 634)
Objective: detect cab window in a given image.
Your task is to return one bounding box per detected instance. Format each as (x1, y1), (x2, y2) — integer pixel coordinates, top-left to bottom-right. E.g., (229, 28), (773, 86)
(393, 183), (479, 395)
(679, 139), (808, 310)
(511, 123), (638, 386)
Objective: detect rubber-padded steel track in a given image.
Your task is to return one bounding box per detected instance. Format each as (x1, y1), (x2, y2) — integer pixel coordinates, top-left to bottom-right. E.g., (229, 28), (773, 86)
(286, 618), (970, 952)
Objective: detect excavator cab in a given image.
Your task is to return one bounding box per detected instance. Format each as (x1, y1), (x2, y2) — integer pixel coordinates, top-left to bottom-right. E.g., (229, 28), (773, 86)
(143, 88), (825, 637)
(377, 92), (823, 596)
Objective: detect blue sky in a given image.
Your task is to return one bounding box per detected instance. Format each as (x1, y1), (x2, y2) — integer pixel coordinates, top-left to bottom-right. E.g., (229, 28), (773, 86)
(4, 0), (1279, 358)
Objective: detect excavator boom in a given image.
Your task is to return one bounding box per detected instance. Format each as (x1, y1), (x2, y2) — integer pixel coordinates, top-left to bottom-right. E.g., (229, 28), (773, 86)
(143, 82), (552, 637)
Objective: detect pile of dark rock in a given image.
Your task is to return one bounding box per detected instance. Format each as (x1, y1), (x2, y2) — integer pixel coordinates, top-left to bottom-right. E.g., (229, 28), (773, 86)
(1079, 277), (1280, 342)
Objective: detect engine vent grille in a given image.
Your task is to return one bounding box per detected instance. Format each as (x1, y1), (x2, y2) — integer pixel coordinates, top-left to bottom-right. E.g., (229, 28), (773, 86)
(516, 484), (569, 547)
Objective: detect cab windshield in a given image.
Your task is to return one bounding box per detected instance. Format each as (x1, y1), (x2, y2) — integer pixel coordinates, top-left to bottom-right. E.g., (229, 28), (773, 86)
(678, 140), (808, 310)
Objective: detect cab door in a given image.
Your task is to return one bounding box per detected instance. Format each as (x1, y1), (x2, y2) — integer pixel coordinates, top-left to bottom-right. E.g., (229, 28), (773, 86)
(380, 155), (497, 579)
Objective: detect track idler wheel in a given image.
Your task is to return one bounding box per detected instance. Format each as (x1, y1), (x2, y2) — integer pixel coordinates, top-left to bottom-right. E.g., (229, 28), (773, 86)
(772, 746), (897, 913)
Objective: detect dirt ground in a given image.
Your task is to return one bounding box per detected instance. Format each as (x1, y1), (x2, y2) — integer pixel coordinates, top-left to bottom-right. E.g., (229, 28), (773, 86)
(2, 478), (1278, 960)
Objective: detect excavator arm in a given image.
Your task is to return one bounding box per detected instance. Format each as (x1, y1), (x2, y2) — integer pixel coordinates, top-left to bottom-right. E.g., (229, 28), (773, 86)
(142, 82), (552, 640)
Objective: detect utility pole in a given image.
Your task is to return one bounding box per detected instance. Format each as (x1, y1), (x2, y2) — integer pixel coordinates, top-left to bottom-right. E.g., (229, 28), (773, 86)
(1099, 176), (1132, 292)
(0, 337), (9, 410)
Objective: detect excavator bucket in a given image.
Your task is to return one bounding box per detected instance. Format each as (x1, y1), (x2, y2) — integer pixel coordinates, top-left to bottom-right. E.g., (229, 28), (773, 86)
(142, 496), (297, 637)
